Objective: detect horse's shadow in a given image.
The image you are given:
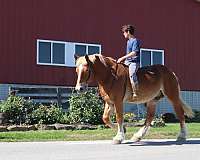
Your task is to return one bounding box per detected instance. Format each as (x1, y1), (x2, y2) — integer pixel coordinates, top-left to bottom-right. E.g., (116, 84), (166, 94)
(123, 139), (200, 146)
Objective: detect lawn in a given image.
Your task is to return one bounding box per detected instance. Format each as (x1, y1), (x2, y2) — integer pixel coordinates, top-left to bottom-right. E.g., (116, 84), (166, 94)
(0, 123), (199, 142)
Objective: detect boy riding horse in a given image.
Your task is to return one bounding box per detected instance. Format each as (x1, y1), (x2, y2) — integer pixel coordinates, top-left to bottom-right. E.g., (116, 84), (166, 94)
(117, 24), (141, 97)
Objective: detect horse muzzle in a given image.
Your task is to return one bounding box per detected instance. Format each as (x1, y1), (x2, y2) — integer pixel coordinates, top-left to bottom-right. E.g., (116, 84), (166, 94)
(75, 83), (88, 91)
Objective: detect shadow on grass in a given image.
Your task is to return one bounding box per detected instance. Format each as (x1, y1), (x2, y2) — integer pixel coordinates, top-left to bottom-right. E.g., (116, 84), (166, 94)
(123, 140), (200, 146)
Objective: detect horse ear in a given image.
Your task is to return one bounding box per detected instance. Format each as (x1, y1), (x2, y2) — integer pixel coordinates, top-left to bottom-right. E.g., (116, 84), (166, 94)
(85, 55), (90, 63)
(74, 54), (80, 61)
(95, 55), (99, 61)
(85, 55), (93, 67)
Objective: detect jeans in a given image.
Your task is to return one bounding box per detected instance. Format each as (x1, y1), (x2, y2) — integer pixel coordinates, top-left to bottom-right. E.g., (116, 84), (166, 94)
(125, 61), (140, 84)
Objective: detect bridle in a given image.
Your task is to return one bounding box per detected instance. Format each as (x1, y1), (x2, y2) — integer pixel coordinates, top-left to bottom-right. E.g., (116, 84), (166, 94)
(85, 66), (92, 83)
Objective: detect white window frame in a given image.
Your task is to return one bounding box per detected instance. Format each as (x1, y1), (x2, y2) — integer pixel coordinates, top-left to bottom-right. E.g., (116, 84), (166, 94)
(37, 39), (101, 67)
(140, 48), (164, 67)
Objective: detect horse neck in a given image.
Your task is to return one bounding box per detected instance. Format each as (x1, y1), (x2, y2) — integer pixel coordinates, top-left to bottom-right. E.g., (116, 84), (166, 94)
(93, 63), (110, 84)
(93, 57), (117, 87)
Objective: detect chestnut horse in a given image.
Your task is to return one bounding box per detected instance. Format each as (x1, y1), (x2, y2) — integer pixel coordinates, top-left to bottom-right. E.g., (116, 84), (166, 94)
(75, 54), (194, 144)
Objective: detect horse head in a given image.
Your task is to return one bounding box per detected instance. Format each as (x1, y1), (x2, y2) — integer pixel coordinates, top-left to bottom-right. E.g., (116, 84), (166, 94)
(75, 54), (115, 91)
(75, 54), (96, 91)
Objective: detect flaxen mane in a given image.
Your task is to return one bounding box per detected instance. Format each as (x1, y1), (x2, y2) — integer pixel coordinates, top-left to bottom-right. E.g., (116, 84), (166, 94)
(76, 54), (107, 67)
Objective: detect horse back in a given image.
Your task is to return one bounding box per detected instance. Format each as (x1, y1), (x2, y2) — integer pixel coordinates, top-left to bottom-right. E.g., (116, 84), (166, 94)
(137, 64), (166, 83)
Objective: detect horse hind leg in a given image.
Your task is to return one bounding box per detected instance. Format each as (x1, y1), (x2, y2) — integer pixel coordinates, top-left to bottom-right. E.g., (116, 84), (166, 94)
(169, 99), (188, 141)
(168, 98), (194, 141)
(162, 73), (194, 141)
(131, 100), (156, 142)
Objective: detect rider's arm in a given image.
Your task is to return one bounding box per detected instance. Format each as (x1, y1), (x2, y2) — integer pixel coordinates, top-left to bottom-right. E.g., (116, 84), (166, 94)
(117, 51), (137, 63)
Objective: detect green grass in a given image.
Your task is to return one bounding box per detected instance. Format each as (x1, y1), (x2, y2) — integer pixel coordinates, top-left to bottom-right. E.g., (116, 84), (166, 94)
(0, 123), (199, 142)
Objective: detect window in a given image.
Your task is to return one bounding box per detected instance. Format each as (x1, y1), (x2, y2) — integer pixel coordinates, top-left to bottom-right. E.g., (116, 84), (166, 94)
(52, 43), (65, 64)
(140, 48), (164, 67)
(88, 45), (100, 55)
(38, 42), (51, 63)
(74, 43), (101, 56)
(37, 40), (101, 67)
(75, 45), (86, 56)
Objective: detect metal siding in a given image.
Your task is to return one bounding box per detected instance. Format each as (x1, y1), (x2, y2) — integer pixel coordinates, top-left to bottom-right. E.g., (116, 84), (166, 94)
(0, 0), (200, 89)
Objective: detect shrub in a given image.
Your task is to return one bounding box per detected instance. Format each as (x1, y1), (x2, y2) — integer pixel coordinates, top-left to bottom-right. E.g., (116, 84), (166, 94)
(124, 112), (136, 123)
(162, 113), (178, 123)
(28, 104), (63, 124)
(0, 101), (3, 112)
(59, 113), (70, 124)
(0, 95), (35, 124)
(0, 95), (64, 125)
(151, 117), (166, 127)
(68, 88), (104, 125)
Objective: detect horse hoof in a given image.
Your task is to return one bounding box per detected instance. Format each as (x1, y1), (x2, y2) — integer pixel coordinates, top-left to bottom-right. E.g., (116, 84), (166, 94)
(176, 137), (186, 142)
(130, 136), (141, 143)
(113, 139), (122, 145)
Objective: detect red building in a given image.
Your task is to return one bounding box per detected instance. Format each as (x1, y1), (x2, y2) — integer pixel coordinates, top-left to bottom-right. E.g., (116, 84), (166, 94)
(0, 0), (200, 112)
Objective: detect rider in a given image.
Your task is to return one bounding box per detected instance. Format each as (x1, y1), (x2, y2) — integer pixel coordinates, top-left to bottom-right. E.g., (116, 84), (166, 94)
(117, 24), (141, 97)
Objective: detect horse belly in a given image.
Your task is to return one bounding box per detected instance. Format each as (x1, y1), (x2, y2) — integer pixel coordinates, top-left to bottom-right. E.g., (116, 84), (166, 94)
(123, 85), (162, 104)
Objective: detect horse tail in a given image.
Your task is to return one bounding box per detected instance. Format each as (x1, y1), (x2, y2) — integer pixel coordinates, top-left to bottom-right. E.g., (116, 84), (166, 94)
(173, 72), (194, 118)
(160, 65), (194, 118)
(179, 97), (194, 118)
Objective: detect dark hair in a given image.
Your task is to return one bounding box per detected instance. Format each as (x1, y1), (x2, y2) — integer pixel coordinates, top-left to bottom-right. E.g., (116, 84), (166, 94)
(121, 24), (135, 35)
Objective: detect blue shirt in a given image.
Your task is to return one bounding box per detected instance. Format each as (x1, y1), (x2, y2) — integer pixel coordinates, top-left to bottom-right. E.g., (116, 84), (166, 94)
(125, 38), (141, 63)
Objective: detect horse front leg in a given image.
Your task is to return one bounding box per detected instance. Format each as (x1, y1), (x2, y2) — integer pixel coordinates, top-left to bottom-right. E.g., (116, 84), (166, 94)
(113, 101), (125, 144)
(102, 102), (116, 129)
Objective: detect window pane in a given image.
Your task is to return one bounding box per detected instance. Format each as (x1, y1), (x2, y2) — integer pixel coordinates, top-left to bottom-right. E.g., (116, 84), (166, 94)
(52, 43), (65, 64)
(88, 46), (100, 55)
(140, 50), (151, 67)
(39, 42), (51, 63)
(75, 45), (86, 56)
(152, 51), (163, 65)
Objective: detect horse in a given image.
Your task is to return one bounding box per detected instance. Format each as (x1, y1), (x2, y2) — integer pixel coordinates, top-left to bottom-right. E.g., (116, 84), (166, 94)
(75, 54), (194, 144)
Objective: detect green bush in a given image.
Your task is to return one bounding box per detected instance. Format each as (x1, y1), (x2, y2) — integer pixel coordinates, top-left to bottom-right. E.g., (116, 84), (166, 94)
(124, 112), (136, 123)
(0, 95), (35, 124)
(162, 113), (178, 123)
(151, 117), (166, 127)
(29, 104), (63, 124)
(59, 113), (70, 124)
(0, 101), (4, 112)
(0, 95), (64, 125)
(68, 88), (104, 125)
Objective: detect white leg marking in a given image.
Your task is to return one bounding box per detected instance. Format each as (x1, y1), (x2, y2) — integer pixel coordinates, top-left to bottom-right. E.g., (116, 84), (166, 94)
(177, 123), (187, 141)
(75, 64), (83, 90)
(131, 126), (150, 142)
(113, 123), (125, 143)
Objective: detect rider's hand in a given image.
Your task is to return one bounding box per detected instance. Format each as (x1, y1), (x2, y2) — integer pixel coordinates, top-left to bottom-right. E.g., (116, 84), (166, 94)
(117, 57), (124, 63)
